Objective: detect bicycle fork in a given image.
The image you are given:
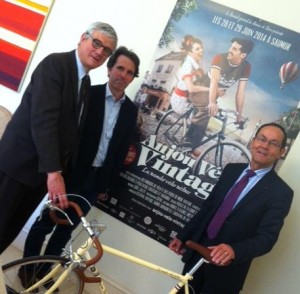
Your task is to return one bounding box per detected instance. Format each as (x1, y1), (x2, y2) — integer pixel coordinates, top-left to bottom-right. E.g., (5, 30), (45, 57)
(169, 257), (208, 294)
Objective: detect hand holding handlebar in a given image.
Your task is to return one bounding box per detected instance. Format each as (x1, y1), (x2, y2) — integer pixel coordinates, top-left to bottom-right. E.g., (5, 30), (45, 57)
(46, 200), (104, 267)
(185, 240), (231, 266)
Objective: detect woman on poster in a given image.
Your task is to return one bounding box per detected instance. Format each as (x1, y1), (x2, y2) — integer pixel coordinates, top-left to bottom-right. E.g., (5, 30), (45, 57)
(170, 35), (225, 157)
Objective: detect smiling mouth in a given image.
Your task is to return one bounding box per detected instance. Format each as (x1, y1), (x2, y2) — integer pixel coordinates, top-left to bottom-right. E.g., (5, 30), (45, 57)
(257, 149), (268, 156)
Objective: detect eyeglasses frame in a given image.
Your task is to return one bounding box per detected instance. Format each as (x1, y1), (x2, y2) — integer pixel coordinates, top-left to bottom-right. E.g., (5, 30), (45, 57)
(86, 32), (113, 57)
(254, 135), (283, 149)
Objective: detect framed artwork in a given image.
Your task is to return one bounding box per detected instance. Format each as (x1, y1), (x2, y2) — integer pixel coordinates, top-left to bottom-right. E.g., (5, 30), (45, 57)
(0, 0), (55, 92)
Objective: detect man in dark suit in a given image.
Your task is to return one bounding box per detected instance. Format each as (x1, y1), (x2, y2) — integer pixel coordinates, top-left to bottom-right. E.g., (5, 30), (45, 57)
(21, 46), (140, 265)
(0, 22), (118, 254)
(169, 122), (293, 294)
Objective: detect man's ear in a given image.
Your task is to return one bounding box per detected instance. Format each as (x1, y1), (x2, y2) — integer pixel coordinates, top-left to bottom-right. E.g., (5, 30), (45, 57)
(277, 147), (286, 159)
(241, 52), (247, 59)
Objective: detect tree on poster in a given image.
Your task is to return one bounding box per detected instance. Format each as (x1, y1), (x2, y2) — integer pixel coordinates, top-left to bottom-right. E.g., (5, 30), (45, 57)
(96, 0), (300, 246)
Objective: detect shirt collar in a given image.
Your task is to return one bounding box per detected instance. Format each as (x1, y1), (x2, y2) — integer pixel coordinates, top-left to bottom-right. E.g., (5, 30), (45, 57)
(105, 83), (126, 104)
(186, 54), (200, 70)
(75, 50), (87, 80)
(244, 165), (272, 178)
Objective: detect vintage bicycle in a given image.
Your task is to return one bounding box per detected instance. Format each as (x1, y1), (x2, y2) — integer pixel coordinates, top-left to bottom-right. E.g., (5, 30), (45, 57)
(2, 196), (218, 294)
(155, 107), (251, 172)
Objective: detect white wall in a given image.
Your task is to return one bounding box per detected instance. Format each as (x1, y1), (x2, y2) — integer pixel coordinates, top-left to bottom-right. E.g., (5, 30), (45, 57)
(1, 0), (299, 293)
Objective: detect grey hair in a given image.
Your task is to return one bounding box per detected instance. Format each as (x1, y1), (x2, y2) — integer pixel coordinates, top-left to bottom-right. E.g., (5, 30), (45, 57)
(86, 22), (118, 47)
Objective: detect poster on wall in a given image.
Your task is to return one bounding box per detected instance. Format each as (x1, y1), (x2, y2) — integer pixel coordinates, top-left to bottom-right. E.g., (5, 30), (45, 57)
(96, 0), (300, 246)
(0, 0), (55, 92)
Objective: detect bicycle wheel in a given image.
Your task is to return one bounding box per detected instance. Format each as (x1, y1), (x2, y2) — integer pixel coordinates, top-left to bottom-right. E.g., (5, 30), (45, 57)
(193, 141), (251, 173)
(155, 109), (188, 148)
(2, 255), (84, 294)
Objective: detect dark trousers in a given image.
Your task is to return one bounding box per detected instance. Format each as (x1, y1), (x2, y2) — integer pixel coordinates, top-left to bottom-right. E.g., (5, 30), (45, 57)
(0, 171), (47, 254)
(22, 166), (103, 259)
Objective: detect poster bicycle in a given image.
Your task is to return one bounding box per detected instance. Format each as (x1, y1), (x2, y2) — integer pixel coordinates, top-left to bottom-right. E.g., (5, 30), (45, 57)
(96, 0), (300, 246)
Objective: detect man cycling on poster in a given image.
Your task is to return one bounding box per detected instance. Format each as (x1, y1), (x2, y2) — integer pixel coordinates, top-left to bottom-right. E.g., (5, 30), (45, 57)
(186, 37), (255, 158)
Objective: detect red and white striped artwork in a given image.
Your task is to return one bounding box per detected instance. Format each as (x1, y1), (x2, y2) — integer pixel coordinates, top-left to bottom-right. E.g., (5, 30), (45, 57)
(0, 0), (54, 91)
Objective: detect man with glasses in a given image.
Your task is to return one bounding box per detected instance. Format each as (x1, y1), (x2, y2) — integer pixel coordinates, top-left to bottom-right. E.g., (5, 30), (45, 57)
(169, 122), (293, 293)
(0, 22), (118, 255)
(85, 32), (114, 57)
(19, 46), (140, 288)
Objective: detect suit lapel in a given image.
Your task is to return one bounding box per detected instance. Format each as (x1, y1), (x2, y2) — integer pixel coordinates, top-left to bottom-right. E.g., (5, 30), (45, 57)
(96, 86), (106, 134)
(216, 164), (246, 203)
(68, 50), (80, 124)
(112, 97), (128, 133)
(233, 169), (276, 211)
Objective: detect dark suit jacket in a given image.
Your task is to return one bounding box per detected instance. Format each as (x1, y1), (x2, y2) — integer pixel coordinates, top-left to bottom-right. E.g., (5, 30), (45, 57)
(0, 50), (81, 187)
(70, 83), (138, 193)
(177, 163), (293, 290)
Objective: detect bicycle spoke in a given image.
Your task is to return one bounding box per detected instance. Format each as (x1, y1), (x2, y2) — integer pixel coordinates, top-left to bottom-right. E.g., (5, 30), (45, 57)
(3, 256), (84, 294)
(155, 110), (190, 149)
(193, 141), (250, 173)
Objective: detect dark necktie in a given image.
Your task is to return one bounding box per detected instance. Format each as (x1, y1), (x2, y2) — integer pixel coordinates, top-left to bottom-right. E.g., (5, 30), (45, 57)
(77, 75), (90, 125)
(206, 169), (256, 239)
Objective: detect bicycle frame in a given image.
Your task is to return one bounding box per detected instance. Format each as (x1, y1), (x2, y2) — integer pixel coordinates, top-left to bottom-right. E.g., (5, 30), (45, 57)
(3, 199), (214, 294)
(77, 237), (217, 294)
(197, 109), (239, 146)
(47, 201), (214, 294)
(18, 200), (104, 294)
(100, 244), (207, 294)
(25, 262), (77, 293)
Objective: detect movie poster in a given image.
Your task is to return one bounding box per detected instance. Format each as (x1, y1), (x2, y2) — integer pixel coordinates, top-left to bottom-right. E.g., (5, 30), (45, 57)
(96, 0), (300, 246)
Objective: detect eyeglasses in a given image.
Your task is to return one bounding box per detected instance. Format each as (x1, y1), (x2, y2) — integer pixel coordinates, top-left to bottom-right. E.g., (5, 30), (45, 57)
(86, 32), (113, 57)
(254, 136), (282, 149)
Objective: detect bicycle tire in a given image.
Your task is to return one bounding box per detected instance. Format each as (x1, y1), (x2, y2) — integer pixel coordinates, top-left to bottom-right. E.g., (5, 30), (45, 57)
(2, 255), (84, 294)
(155, 109), (188, 148)
(193, 141), (251, 173)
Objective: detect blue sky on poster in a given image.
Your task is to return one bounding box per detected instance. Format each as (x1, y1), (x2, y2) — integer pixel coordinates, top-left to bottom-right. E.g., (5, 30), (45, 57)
(149, 0), (300, 133)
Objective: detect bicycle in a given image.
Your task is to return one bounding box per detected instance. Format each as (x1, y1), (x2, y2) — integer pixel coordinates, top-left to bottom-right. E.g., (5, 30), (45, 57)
(155, 107), (251, 172)
(2, 198), (221, 294)
(2, 198), (106, 294)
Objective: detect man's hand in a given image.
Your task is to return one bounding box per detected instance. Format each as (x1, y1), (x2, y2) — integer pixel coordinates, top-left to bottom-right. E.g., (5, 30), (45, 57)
(207, 102), (219, 117)
(97, 193), (108, 201)
(47, 172), (68, 209)
(208, 243), (234, 266)
(236, 112), (244, 124)
(169, 238), (184, 255)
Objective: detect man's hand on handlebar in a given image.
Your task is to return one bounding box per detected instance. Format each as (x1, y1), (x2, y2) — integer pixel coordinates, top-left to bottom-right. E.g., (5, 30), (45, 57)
(169, 238), (185, 255)
(208, 243), (235, 266)
(169, 240), (233, 267)
(207, 102), (219, 117)
(235, 112), (247, 129)
(47, 171), (69, 209)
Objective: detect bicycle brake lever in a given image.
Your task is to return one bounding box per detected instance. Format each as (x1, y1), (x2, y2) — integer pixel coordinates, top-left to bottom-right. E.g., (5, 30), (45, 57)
(52, 206), (74, 226)
(38, 200), (53, 221)
(39, 200), (74, 225)
(94, 222), (107, 235)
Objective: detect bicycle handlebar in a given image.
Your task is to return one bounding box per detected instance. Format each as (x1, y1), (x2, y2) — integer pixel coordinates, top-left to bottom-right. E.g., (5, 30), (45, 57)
(48, 201), (81, 225)
(217, 108), (248, 130)
(185, 240), (231, 266)
(48, 200), (103, 267)
(185, 240), (212, 262)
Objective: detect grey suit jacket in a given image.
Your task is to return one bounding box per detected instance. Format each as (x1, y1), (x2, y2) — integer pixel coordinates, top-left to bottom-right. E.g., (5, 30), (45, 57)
(178, 163), (293, 290)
